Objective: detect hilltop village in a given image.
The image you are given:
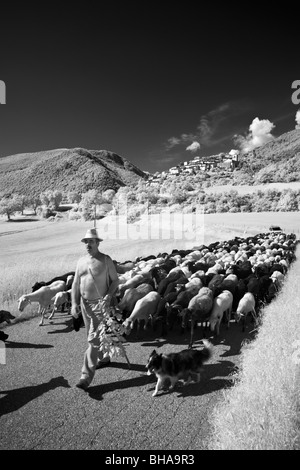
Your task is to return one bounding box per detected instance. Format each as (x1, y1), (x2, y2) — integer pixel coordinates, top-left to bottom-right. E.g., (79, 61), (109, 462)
(146, 150), (240, 185)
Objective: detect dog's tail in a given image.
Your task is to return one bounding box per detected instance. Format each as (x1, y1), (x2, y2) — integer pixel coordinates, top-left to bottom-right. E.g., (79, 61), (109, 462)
(201, 339), (213, 361)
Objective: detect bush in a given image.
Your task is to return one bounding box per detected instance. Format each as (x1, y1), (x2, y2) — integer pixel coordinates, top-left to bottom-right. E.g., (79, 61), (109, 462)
(69, 210), (82, 221)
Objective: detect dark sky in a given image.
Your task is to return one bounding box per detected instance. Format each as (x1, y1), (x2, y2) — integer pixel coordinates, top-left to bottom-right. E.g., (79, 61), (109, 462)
(0, 6), (299, 174)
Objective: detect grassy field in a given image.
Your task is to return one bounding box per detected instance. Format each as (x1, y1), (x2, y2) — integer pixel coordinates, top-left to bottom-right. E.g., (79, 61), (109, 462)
(204, 182), (300, 195)
(209, 249), (300, 449)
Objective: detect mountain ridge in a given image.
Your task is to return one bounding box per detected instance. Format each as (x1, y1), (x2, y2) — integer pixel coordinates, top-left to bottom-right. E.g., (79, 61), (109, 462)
(0, 147), (146, 197)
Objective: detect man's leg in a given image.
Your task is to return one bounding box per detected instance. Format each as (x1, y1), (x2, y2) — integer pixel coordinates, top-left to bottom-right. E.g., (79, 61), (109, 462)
(76, 300), (99, 389)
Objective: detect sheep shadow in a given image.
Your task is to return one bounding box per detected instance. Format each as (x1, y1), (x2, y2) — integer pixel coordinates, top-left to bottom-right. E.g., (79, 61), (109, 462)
(0, 376), (70, 416)
(126, 326), (200, 348)
(47, 318), (74, 334)
(207, 322), (257, 357)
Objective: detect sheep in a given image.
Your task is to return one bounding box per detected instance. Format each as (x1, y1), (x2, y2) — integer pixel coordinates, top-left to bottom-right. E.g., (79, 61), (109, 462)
(166, 289), (196, 332)
(207, 273), (225, 297)
(118, 282), (154, 317)
(219, 273), (239, 295)
(157, 269), (185, 296)
(122, 291), (161, 334)
(31, 271), (75, 292)
(235, 292), (257, 332)
(48, 289), (72, 320)
(18, 280), (66, 326)
(209, 289), (233, 336)
(180, 287), (214, 348)
(151, 291), (178, 335)
(118, 274), (147, 298)
(270, 270), (285, 289)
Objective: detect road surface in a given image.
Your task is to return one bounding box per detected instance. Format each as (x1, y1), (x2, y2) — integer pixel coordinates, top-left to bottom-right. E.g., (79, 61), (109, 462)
(0, 312), (253, 451)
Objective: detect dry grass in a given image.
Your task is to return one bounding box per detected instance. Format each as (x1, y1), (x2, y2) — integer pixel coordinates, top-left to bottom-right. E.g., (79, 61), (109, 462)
(209, 249), (300, 450)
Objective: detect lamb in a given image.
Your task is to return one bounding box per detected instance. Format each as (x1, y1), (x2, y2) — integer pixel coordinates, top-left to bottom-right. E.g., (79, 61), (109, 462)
(234, 292), (257, 332)
(48, 289), (72, 321)
(18, 280), (66, 326)
(209, 289), (233, 336)
(122, 291), (161, 334)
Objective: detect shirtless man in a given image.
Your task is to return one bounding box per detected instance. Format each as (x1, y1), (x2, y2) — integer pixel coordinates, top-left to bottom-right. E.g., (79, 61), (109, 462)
(71, 228), (119, 391)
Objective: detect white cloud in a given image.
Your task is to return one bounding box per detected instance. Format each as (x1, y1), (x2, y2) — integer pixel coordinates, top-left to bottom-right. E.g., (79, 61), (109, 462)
(234, 117), (276, 153)
(296, 110), (300, 129)
(186, 141), (201, 153)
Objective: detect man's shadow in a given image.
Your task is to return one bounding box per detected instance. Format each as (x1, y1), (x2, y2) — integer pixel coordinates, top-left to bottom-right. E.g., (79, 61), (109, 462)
(5, 341), (54, 349)
(0, 376), (70, 417)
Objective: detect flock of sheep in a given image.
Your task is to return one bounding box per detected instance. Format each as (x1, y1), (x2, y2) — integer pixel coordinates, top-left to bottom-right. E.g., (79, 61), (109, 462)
(14, 230), (298, 349)
(115, 230), (297, 346)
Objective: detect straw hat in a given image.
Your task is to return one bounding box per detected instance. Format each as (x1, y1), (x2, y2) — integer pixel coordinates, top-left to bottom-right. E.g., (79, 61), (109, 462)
(81, 228), (103, 243)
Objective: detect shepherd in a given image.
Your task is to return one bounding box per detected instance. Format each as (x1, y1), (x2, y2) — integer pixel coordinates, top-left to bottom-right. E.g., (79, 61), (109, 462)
(71, 228), (128, 391)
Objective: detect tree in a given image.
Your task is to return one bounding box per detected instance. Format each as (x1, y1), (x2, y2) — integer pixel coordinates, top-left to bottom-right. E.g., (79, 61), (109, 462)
(40, 190), (63, 210)
(102, 189), (116, 204)
(79, 189), (104, 221)
(67, 191), (81, 204)
(0, 196), (22, 220)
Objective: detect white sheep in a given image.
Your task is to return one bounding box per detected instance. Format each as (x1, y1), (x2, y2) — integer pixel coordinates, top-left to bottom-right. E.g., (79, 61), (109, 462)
(209, 289), (233, 336)
(270, 270), (285, 289)
(122, 291), (161, 333)
(18, 280), (66, 326)
(235, 292), (256, 332)
(48, 289), (72, 320)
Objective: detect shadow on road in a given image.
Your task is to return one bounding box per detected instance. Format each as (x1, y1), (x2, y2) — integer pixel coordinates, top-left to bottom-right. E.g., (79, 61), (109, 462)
(87, 373), (154, 401)
(0, 376), (70, 417)
(47, 319), (74, 334)
(5, 341), (54, 349)
(108, 362), (147, 373)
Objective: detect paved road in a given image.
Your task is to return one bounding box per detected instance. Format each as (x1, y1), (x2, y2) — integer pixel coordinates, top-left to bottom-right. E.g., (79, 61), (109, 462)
(0, 312), (252, 451)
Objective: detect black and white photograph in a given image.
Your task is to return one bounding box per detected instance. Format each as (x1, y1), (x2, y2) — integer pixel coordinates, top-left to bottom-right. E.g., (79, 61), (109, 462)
(0, 5), (299, 454)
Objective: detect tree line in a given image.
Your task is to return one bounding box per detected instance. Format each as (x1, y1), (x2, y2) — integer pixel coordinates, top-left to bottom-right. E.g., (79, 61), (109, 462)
(1, 182), (300, 222)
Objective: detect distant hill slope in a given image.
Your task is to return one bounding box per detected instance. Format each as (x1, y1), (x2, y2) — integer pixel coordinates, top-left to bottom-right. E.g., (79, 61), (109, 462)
(234, 129), (300, 184)
(0, 148), (146, 197)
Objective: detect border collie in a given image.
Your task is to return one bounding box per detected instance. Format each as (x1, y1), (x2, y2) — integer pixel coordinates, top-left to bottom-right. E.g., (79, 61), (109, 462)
(146, 340), (212, 397)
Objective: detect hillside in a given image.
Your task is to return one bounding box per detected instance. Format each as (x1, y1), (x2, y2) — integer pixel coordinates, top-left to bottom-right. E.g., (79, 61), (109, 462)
(232, 128), (300, 185)
(0, 147), (146, 197)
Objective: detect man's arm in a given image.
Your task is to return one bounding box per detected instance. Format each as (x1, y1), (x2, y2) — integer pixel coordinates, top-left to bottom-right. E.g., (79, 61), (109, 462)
(71, 262), (81, 319)
(104, 256), (119, 301)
